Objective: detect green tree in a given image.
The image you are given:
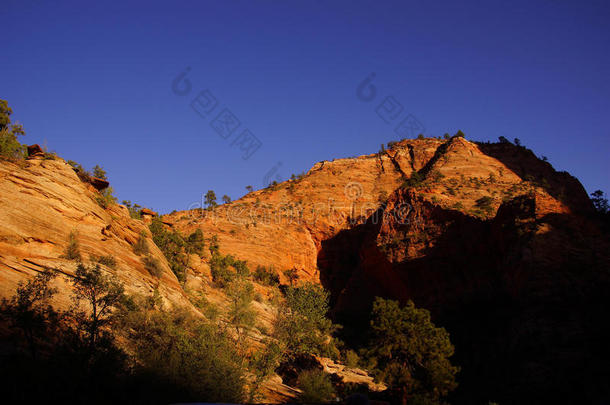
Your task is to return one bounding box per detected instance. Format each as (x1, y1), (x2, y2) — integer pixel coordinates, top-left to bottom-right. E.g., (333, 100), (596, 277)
(209, 251), (243, 287)
(403, 171), (425, 188)
(71, 264), (126, 353)
(186, 228), (205, 255)
(254, 265), (280, 286)
(0, 269), (58, 359)
(96, 186), (117, 208)
(248, 339), (283, 400)
(209, 234), (220, 255)
(122, 200), (143, 219)
(222, 194), (232, 204)
(0, 99), (26, 160)
(133, 230), (149, 255)
(283, 268), (298, 285)
(62, 230), (82, 261)
(226, 279), (256, 342)
(591, 190), (609, 214)
(245, 185), (253, 193)
(123, 308), (246, 402)
(297, 369), (336, 403)
(205, 190), (217, 210)
(92, 165), (107, 180)
(365, 297), (458, 404)
(274, 283), (338, 358)
(149, 218), (188, 282)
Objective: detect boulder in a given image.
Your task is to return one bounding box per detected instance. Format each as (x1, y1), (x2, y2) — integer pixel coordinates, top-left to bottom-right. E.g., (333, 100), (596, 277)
(89, 176), (109, 191)
(141, 208), (158, 217)
(26, 144), (44, 158)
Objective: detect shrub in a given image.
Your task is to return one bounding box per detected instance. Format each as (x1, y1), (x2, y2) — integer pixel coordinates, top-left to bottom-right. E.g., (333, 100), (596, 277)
(297, 369), (335, 403)
(402, 172), (425, 188)
(67, 160), (92, 183)
(122, 200), (142, 219)
(254, 265), (280, 286)
(149, 218), (188, 282)
(0, 99), (26, 160)
(274, 283), (338, 358)
(208, 234), (220, 255)
(62, 231), (81, 261)
(92, 254), (117, 269)
(0, 268), (58, 358)
(233, 259), (250, 277)
(143, 255), (163, 278)
(364, 297), (458, 404)
(92, 165), (107, 180)
(226, 279), (256, 340)
(475, 196), (494, 214)
(205, 190), (217, 210)
(95, 187), (117, 209)
(344, 349), (360, 368)
(71, 264), (126, 351)
(283, 268), (298, 285)
(185, 229), (205, 255)
(430, 170), (445, 182)
(591, 190), (609, 214)
(122, 308), (246, 402)
(133, 230), (149, 255)
(210, 252), (235, 287)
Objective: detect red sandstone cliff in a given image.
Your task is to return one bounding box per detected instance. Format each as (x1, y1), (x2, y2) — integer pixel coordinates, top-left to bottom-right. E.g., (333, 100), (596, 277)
(1, 136), (608, 404)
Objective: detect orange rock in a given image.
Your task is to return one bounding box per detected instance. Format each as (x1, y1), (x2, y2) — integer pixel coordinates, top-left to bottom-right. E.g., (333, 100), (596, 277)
(27, 144), (44, 157)
(0, 158), (187, 309)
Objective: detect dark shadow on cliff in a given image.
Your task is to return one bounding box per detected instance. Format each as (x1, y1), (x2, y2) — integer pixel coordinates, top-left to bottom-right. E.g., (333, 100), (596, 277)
(477, 141), (594, 215)
(317, 193), (610, 405)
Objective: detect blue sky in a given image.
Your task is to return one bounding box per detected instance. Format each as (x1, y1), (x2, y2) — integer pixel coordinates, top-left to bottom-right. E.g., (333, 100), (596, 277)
(2, 0), (609, 213)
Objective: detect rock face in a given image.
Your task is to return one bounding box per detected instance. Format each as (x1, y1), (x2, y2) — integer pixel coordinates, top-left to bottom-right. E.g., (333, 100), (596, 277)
(89, 176), (109, 191)
(166, 137), (609, 404)
(0, 158), (187, 309)
(1, 137), (608, 404)
(26, 144), (44, 158)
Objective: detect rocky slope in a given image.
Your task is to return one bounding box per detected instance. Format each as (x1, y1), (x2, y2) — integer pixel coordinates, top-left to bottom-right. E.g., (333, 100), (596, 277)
(1, 136), (608, 404)
(0, 156), (187, 308)
(167, 136), (609, 404)
(0, 152), (383, 403)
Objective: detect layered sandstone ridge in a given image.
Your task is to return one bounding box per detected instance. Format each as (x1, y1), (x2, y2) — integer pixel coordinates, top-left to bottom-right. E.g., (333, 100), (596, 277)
(168, 137), (592, 284)
(0, 137), (604, 404)
(0, 157), (186, 308)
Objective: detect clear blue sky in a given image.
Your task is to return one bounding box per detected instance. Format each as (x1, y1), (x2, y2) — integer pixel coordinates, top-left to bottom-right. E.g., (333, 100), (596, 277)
(2, 0), (609, 213)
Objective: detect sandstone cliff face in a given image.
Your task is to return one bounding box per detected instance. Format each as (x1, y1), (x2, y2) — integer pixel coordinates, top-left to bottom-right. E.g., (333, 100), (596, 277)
(0, 157), (187, 308)
(1, 137), (607, 404)
(167, 137), (607, 404)
(168, 137), (592, 283)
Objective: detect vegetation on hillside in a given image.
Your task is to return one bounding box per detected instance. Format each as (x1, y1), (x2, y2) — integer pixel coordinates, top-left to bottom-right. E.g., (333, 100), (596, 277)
(0, 99), (26, 160)
(364, 297), (459, 404)
(148, 217), (204, 283)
